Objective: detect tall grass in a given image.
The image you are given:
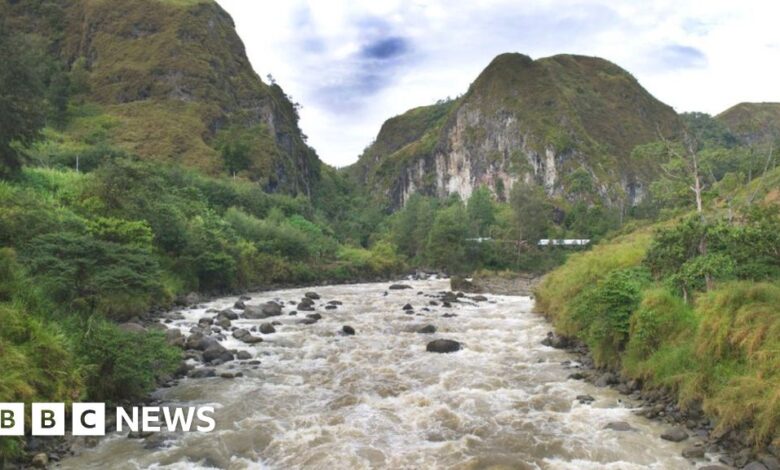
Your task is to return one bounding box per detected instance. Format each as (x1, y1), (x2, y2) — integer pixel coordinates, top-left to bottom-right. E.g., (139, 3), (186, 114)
(536, 227), (780, 445)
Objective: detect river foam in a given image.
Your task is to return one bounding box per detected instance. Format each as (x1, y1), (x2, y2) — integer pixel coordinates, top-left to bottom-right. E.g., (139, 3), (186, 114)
(58, 279), (705, 469)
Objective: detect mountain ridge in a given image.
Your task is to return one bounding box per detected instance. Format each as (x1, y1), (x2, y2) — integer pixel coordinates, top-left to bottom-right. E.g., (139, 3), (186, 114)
(348, 52), (682, 209)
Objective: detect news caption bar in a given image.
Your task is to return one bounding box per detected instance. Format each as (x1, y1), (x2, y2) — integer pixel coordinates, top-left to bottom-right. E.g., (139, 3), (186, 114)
(0, 403), (216, 436)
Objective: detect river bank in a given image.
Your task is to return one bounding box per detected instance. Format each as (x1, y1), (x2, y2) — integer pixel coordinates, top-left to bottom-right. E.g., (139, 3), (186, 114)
(539, 331), (780, 470)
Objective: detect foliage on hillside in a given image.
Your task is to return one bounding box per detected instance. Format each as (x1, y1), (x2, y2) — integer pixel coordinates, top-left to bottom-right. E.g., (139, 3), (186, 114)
(0, 0), (321, 193)
(717, 102), (780, 145)
(536, 204), (780, 445)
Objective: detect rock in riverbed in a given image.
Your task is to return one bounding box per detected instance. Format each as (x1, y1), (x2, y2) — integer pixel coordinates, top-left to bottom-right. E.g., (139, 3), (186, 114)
(31, 453), (48, 468)
(389, 284), (412, 290)
(187, 368), (216, 379)
(661, 427), (689, 442)
(232, 328), (263, 344)
(681, 445), (705, 459)
(203, 343), (233, 363)
(342, 325), (355, 335)
(426, 339), (461, 353)
(244, 302), (282, 319)
(417, 324), (437, 334)
(259, 323), (276, 334)
(604, 421), (634, 432)
(305, 292), (320, 300)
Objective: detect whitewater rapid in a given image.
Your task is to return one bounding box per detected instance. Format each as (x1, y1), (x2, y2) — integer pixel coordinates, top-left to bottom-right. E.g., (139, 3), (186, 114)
(58, 278), (708, 469)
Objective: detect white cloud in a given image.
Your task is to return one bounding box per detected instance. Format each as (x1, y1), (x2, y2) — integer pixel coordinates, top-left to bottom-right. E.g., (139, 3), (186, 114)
(217, 0), (780, 167)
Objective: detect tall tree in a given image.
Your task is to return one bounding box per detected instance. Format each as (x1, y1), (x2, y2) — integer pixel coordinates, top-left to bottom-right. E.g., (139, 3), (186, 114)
(509, 183), (551, 243)
(0, 23), (47, 178)
(466, 186), (495, 236)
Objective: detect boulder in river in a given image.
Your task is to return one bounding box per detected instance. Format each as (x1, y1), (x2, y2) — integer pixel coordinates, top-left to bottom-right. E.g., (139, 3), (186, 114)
(471, 295), (488, 302)
(220, 309), (239, 320)
(402, 303), (413, 311)
(541, 331), (570, 349)
(306, 313), (322, 320)
(744, 461), (773, 470)
(297, 302), (315, 311)
(186, 332), (219, 351)
(202, 343), (233, 363)
(259, 323), (276, 334)
(389, 284), (412, 290)
(236, 351), (252, 360)
(233, 300), (246, 310)
(576, 394), (595, 404)
(325, 305), (338, 310)
(426, 339), (461, 353)
(594, 372), (618, 387)
(417, 324), (437, 334)
(188, 368), (216, 379)
(681, 445), (705, 459)
(305, 292), (321, 300)
(604, 421), (634, 432)
(660, 427), (689, 442)
(233, 328), (263, 344)
(328, 300), (343, 305)
(216, 316), (231, 329)
(244, 302), (283, 319)
(232, 328), (250, 340)
(342, 325), (355, 335)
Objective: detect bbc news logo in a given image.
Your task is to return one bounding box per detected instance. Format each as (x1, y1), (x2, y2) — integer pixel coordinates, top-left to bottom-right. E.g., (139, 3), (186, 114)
(0, 403), (215, 436)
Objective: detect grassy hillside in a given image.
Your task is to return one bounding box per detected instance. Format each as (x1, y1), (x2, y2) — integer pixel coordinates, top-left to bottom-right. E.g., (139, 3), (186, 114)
(1, 0), (320, 193)
(717, 102), (780, 145)
(536, 175), (780, 446)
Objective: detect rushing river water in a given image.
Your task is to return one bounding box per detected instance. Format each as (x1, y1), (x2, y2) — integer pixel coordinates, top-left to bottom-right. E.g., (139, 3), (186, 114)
(58, 279), (709, 469)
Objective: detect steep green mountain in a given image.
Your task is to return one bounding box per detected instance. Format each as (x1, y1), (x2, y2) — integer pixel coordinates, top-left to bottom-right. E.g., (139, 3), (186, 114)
(1, 0), (320, 194)
(349, 53), (681, 209)
(717, 102), (780, 146)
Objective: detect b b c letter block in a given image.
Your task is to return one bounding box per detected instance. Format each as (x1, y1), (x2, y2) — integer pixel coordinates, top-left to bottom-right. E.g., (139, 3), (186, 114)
(32, 403), (65, 436)
(72, 403), (105, 436)
(0, 403), (24, 436)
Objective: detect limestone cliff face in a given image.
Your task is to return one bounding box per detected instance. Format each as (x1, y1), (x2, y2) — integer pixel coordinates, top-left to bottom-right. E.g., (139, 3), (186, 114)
(2, 0), (320, 195)
(350, 53), (681, 209)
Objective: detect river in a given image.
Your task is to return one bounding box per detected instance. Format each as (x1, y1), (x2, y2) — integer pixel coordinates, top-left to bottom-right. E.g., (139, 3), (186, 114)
(58, 278), (710, 469)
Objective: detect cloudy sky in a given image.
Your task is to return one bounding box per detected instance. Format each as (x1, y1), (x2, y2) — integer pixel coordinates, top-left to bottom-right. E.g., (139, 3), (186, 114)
(216, 0), (780, 167)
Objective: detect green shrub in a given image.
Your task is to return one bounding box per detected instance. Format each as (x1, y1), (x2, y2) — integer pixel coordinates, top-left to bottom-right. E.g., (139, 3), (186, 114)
(73, 317), (180, 402)
(570, 267), (650, 366)
(24, 231), (164, 318)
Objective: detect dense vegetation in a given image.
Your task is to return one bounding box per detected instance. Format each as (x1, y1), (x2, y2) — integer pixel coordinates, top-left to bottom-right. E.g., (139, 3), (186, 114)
(536, 121), (780, 446)
(2, 0), (780, 461)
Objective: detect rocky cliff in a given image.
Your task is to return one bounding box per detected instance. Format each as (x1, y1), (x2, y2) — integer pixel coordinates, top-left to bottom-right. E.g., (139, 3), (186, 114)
(349, 53), (681, 209)
(2, 0), (320, 194)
